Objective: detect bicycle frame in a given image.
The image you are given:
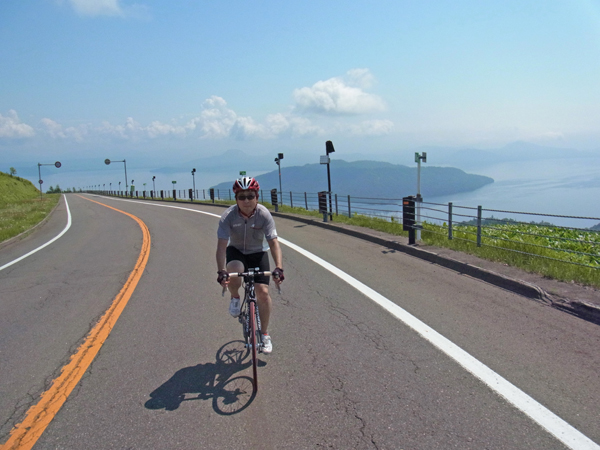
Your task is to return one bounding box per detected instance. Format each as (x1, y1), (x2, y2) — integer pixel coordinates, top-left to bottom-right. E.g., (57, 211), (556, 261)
(223, 268), (275, 392)
(239, 275), (263, 353)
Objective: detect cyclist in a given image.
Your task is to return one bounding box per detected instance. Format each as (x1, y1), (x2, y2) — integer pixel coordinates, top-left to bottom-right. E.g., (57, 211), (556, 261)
(216, 177), (284, 354)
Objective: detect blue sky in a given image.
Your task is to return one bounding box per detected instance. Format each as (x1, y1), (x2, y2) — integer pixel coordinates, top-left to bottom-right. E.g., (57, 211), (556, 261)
(2, 0), (600, 171)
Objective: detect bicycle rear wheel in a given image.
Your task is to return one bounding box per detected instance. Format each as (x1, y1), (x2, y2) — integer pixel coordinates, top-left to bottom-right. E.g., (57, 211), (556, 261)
(249, 301), (259, 392)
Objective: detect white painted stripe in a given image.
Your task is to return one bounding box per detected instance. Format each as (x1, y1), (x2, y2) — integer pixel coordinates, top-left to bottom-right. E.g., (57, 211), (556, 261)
(92, 195), (599, 449)
(277, 237), (599, 450)
(0, 195), (72, 272)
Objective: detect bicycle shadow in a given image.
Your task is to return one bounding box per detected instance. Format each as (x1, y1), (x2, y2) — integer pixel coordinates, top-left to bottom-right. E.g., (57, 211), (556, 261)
(144, 340), (263, 415)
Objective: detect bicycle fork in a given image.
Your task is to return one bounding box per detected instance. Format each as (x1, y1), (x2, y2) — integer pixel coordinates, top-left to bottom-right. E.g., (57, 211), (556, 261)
(242, 300), (263, 352)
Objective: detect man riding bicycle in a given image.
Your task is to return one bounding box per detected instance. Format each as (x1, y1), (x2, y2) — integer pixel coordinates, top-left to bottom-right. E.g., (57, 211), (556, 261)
(216, 177), (284, 354)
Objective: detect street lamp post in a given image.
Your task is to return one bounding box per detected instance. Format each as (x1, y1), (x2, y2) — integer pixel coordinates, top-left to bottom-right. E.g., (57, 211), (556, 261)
(37, 161), (62, 200)
(274, 153), (283, 204)
(414, 152), (427, 241)
(104, 158), (128, 191)
(152, 176), (156, 194)
(191, 168), (196, 200)
(325, 141), (335, 219)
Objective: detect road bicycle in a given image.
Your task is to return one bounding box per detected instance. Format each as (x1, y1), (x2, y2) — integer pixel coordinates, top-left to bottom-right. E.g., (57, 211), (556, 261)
(223, 268), (280, 392)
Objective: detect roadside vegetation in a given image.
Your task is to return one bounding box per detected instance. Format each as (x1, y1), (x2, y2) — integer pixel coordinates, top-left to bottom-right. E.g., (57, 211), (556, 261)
(0, 171), (60, 243)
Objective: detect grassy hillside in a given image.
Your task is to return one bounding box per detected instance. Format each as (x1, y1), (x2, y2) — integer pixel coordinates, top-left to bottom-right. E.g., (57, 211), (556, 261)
(0, 172), (40, 203)
(0, 171), (59, 242)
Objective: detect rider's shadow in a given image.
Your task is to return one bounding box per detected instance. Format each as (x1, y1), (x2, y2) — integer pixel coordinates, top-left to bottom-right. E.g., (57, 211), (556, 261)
(144, 340), (263, 415)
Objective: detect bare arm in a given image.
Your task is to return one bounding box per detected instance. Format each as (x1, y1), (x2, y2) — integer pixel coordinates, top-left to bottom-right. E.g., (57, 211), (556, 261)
(267, 237), (283, 270)
(216, 238), (229, 272)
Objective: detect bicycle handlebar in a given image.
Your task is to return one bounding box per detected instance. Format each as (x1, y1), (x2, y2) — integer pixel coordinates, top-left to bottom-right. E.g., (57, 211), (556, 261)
(221, 270), (281, 296)
(227, 271), (273, 278)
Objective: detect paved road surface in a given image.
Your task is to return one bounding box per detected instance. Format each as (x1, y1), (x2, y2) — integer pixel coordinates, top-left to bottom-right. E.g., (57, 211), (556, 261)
(1, 194), (598, 449)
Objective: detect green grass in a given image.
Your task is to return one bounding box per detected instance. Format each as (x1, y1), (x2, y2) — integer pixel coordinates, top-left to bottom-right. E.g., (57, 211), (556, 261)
(421, 222), (600, 287)
(0, 171), (60, 243)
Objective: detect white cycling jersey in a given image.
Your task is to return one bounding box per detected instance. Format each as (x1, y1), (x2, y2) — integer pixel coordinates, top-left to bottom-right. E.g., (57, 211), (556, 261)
(217, 204), (278, 254)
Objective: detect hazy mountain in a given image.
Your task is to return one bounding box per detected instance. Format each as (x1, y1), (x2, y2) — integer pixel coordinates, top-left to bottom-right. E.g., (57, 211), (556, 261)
(211, 159), (494, 199)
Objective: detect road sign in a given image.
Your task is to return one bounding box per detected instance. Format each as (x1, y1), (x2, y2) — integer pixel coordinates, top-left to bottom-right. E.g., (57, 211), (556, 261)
(55, 161), (62, 168)
(105, 159), (111, 165)
(172, 181), (177, 184)
(320, 155), (330, 165)
(39, 180), (43, 184)
(239, 171), (246, 175)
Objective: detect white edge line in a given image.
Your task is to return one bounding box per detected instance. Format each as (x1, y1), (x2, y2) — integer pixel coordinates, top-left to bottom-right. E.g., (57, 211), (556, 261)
(91, 195), (600, 449)
(0, 195), (72, 272)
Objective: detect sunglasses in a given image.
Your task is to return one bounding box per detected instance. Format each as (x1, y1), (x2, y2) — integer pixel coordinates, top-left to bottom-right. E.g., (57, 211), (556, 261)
(237, 194), (256, 201)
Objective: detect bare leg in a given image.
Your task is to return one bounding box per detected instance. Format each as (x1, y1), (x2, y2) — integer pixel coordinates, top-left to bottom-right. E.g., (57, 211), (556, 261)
(226, 260), (244, 298)
(255, 283), (272, 334)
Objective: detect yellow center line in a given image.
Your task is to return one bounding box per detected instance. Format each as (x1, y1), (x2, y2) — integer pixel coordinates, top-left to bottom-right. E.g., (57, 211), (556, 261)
(1, 196), (151, 450)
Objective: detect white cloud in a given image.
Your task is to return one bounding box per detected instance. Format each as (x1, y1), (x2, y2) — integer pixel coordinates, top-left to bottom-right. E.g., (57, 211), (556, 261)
(198, 96), (238, 138)
(193, 96), (324, 140)
(41, 118), (66, 138)
(65, 0), (149, 18)
(96, 116), (192, 140)
(293, 69), (386, 115)
(19, 71), (390, 145)
(68, 0), (123, 16)
(146, 121), (187, 138)
(230, 117), (269, 140)
(0, 110), (35, 138)
(346, 68), (375, 89)
(264, 114), (325, 138)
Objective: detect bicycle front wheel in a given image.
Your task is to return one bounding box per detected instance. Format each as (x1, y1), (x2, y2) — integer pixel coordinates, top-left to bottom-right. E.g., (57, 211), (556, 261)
(249, 301), (259, 392)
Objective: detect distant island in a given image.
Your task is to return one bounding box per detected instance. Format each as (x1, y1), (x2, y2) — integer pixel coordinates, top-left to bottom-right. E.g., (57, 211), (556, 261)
(211, 159), (494, 199)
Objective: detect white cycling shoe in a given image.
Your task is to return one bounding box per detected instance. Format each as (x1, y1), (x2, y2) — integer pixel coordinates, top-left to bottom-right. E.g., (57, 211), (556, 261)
(262, 334), (273, 354)
(229, 297), (241, 317)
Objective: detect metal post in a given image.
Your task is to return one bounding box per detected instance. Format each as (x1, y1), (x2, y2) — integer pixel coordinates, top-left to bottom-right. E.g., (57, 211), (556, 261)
(414, 152), (426, 241)
(290, 192), (293, 208)
(417, 156), (422, 242)
(335, 194), (338, 215)
(477, 205), (482, 247)
(327, 162), (332, 220)
(348, 195), (351, 218)
(191, 169), (196, 200)
(278, 165), (282, 206)
(37, 163), (42, 199)
(416, 194), (422, 241)
(448, 202), (453, 240)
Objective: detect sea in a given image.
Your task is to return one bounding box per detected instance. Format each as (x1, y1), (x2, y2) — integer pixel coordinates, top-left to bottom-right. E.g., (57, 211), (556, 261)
(25, 156), (600, 229)
(427, 156), (600, 229)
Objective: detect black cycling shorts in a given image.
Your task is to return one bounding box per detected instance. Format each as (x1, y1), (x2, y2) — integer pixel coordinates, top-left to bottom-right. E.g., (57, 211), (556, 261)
(226, 246), (271, 285)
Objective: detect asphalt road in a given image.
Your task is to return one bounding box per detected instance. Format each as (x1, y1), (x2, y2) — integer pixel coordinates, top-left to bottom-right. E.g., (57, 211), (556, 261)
(0, 194), (599, 449)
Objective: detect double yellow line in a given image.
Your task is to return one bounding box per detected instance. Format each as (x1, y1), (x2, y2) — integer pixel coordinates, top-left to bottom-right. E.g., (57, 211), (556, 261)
(2, 197), (150, 450)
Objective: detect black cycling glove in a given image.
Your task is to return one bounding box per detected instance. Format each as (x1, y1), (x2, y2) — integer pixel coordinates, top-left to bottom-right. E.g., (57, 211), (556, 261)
(272, 267), (284, 282)
(217, 270), (229, 285)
